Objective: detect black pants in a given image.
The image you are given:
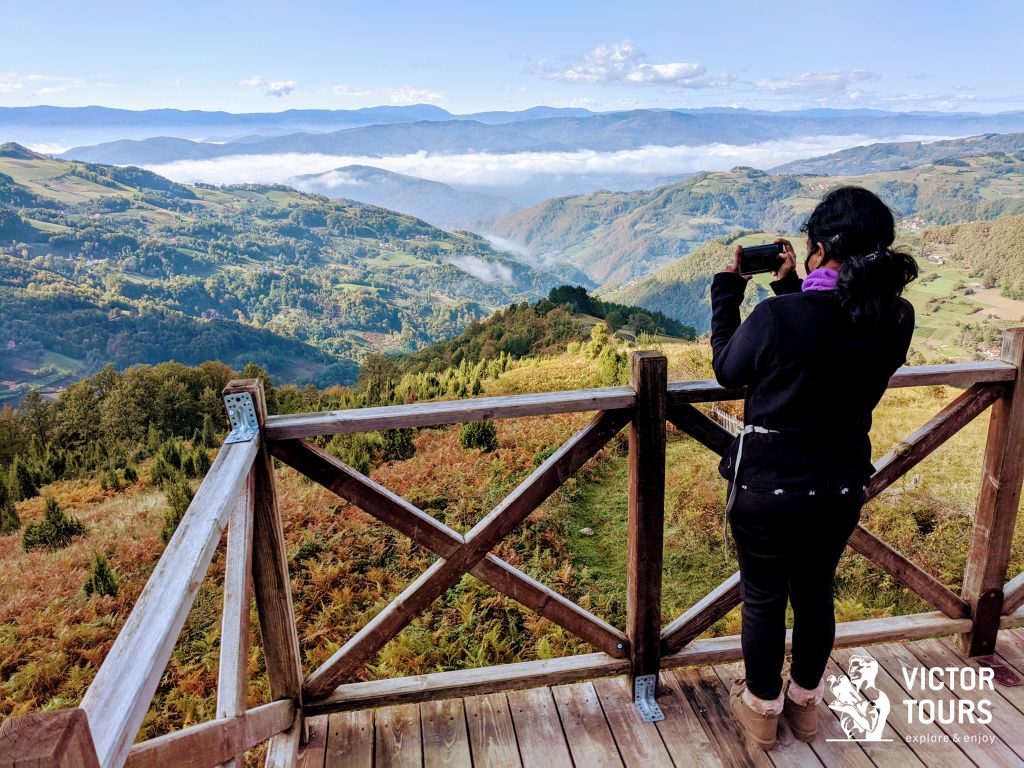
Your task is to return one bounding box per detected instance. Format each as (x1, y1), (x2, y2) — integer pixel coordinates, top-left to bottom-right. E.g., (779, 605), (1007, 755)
(728, 484), (863, 700)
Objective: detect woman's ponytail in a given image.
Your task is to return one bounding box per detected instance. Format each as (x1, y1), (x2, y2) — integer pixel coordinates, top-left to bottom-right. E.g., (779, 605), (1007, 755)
(836, 246), (919, 326)
(802, 186), (918, 327)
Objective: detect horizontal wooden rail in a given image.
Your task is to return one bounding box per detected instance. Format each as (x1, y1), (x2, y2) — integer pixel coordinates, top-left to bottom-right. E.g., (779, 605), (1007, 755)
(264, 362), (1018, 442)
(661, 572), (742, 654)
(304, 609), (971, 715)
(266, 386), (636, 439)
(1004, 572), (1024, 615)
(269, 438), (629, 657)
(80, 437), (259, 768)
(124, 700), (294, 768)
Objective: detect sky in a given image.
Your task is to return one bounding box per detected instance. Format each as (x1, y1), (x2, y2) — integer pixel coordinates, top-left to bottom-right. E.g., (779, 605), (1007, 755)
(0, 0), (1020, 114)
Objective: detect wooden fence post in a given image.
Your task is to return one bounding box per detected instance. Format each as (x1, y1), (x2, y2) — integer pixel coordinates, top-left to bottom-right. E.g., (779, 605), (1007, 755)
(222, 380), (305, 712)
(961, 328), (1024, 655)
(626, 352), (667, 701)
(0, 709), (99, 768)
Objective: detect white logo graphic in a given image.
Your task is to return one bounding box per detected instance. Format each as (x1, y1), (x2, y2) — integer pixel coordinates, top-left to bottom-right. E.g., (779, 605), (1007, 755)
(826, 655), (892, 741)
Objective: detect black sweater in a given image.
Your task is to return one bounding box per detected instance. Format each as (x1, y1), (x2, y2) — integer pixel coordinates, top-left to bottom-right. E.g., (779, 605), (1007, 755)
(710, 270), (915, 493)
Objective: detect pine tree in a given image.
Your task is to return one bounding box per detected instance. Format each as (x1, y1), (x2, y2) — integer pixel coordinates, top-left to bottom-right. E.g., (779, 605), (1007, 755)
(192, 448), (211, 477)
(0, 477), (19, 535)
(83, 552), (118, 597)
(161, 476), (194, 543)
(146, 424), (163, 453)
(9, 456), (38, 501)
(200, 413), (218, 448)
(22, 498), (86, 552)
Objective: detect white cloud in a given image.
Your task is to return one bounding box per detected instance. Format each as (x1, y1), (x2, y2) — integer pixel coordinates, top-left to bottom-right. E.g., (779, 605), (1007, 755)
(239, 76), (298, 98)
(536, 41), (733, 88)
(755, 70), (878, 95)
(332, 84), (372, 97)
(142, 134), (953, 190)
(449, 255), (513, 283)
(388, 87), (445, 105)
(482, 234), (532, 260)
(0, 72), (87, 95)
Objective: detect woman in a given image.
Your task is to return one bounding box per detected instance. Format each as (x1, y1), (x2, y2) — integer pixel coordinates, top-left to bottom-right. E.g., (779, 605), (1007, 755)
(710, 186), (917, 748)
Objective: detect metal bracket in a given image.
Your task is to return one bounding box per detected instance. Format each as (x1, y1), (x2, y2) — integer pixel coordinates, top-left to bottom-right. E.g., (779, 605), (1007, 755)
(633, 674), (665, 723)
(223, 392), (259, 444)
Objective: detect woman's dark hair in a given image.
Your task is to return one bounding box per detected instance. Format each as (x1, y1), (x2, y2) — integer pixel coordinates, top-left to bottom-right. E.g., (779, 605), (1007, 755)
(801, 185), (918, 326)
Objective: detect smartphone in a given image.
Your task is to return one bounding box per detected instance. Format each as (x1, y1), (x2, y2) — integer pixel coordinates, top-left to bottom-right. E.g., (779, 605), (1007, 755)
(739, 243), (784, 276)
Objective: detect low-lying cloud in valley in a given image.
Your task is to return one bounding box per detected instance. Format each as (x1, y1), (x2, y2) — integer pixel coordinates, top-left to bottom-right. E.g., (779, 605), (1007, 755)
(142, 133), (951, 204)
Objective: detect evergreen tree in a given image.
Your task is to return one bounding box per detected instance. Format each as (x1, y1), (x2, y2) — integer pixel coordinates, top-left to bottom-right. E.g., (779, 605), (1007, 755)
(161, 476), (194, 543)
(459, 420), (498, 453)
(0, 477), (19, 535)
(200, 414), (218, 448)
(22, 498), (86, 552)
(9, 456), (38, 501)
(192, 448), (211, 477)
(83, 552), (118, 597)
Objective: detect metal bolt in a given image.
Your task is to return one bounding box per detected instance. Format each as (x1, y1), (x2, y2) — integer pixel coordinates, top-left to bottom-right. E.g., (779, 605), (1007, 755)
(617, 643), (624, 649)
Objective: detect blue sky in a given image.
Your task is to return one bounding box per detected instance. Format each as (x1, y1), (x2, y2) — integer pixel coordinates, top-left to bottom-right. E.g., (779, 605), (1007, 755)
(0, 0), (1019, 113)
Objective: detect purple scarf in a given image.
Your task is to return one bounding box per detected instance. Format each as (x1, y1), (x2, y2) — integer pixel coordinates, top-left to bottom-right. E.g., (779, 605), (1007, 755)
(802, 267), (839, 292)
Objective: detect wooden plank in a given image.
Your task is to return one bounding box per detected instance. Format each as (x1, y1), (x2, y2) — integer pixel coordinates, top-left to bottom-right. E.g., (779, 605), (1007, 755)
(1003, 570), (1024, 615)
(270, 438), (628, 657)
(303, 409), (627, 698)
(223, 380), (305, 706)
(592, 676), (674, 766)
(660, 611), (973, 671)
(661, 572), (741, 654)
(297, 716), (328, 768)
(80, 435), (259, 768)
(666, 402), (734, 455)
(324, 710), (373, 768)
(0, 708), (100, 768)
(266, 386), (636, 439)
(832, 647), (974, 768)
(551, 682), (624, 767)
(962, 330), (1024, 655)
(821, 656), (924, 768)
(265, 716), (302, 768)
(374, 703), (423, 768)
(866, 383), (1004, 501)
(420, 698), (472, 768)
(217, 472), (255, 768)
(1000, 606), (1024, 629)
(306, 651), (629, 715)
(463, 692), (523, 768)
(627, 352), (667, 683)
(872, 643), (1021, 767)
(846, 526), (970, 618)
(507, 687), (574, 768)
(654, 671), (724, 768)
(903, 637), (1024, 762)
(124, 700), (294, 768)
(672, 667), (772, 768)
(711, 662), (823, 768)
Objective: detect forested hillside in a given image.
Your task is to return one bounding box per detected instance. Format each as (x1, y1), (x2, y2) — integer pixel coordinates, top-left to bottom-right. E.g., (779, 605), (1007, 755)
(0, 145), (563, 399)
(491, 152), (1024, 287)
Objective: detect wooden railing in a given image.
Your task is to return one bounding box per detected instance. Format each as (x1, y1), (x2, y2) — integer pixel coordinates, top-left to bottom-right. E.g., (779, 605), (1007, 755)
(5, 329), (1024, 768)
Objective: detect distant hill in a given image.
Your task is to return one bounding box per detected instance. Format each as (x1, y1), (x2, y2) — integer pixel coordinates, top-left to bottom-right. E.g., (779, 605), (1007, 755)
(772, 133), (1024, 175)
(0, 145), (564, 398)
(603, 233), (772, 332)
(291, 165), (519, 231)
(58, 109), (1024, 166)
(921, 213), (1024, 294)
(490, 152), (1024, 287)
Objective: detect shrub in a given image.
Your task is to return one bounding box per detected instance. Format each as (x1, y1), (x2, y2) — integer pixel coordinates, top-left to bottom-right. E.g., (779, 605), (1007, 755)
(22, 498), (86, 552)
(200, 414), (218, 448)
(9, 456), (38, 501)
(149, 454), (176, 485)
(326, 433), (380, 475)
(0, 478), (19, 535)
(459, 420), (498, 452)
(83, 553), (118, 597)
(100, 467), (122, 492)
(123, 464), (138, 483)
(192, 447), (212, 477)
(380, 429), (416, 463)
(161, 476), (194, 543)
(158, 440), (183, 470)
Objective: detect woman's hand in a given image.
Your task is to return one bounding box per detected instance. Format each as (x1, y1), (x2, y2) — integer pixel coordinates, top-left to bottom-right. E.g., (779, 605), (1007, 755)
(722, 245), (752, 281)
(773, 238), (796, 279)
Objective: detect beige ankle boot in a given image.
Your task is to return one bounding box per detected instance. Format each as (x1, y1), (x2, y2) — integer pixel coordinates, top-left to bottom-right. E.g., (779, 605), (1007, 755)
(783, 680), (819, 742)
(729, 679), (778, 750)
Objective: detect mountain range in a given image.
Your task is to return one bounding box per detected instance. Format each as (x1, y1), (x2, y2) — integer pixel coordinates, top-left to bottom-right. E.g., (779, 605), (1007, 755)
(57, 109), (1024, 166)
(489, 150), (1024, 286)
(0, 144), (564, 398)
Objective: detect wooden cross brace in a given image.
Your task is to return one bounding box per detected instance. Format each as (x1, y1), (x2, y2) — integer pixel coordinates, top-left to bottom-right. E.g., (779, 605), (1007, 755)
(278, 408), (631, 701)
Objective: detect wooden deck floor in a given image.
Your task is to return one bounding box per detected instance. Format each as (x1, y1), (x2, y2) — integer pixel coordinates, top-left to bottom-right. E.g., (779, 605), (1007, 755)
(298, 628), (1024, 767)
